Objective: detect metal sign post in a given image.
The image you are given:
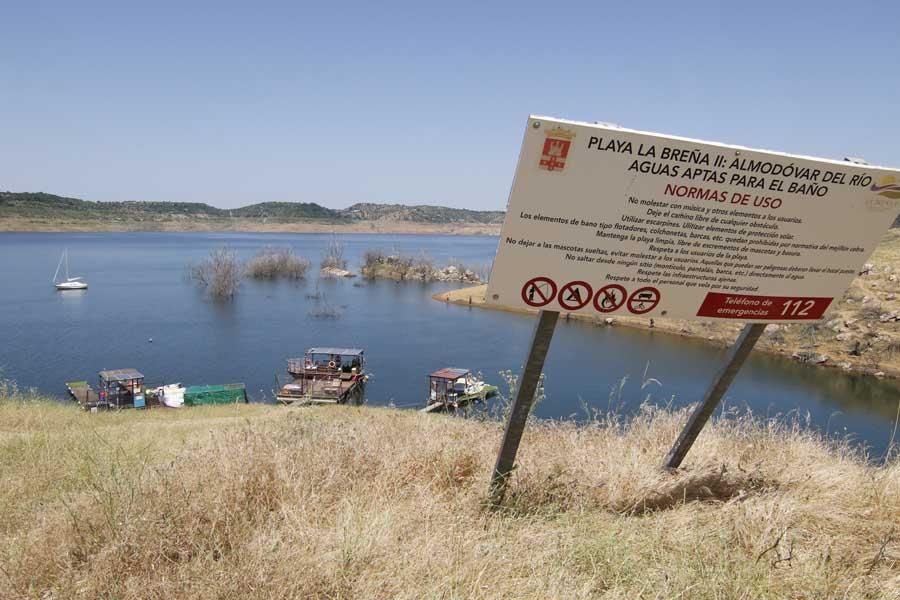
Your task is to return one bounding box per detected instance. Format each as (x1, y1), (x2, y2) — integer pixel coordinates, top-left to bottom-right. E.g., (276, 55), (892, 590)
(489, 309), (559, 506)
(662, 323), (767, 469)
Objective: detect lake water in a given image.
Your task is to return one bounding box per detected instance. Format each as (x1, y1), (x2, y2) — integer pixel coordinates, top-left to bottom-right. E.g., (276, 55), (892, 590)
(1, 232), (898, 458)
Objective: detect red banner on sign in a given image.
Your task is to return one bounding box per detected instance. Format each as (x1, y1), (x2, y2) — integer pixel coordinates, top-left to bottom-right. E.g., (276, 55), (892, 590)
(696, 293), (833, 320)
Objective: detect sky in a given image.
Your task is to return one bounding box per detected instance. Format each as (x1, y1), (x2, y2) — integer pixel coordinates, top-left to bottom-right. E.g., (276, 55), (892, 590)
(2, 0), (899, 211)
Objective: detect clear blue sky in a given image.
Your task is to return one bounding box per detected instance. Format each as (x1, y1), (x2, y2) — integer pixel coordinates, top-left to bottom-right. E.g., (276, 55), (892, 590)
(2, 1), (898, 210)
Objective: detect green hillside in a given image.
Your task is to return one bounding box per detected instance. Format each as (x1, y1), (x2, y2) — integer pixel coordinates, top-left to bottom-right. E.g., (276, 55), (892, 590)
(0, 192), (504, 226)
(229, 201), (341, 220)
(0, 192), (223, 217)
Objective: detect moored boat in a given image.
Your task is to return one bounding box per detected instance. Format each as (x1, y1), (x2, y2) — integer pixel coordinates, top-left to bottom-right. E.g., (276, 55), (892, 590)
(53, 249), (88, 290)
(66, 369), (145, 410)
(277, 347), (367, 405)
(153, 383), (186, 408)
(422, 368), (498, 413)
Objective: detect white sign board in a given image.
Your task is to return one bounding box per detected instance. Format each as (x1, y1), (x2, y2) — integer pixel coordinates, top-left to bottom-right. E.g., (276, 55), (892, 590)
(487, 116), (900, 322)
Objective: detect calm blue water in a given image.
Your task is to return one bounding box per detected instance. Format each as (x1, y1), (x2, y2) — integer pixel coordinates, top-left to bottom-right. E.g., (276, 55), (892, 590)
(1, 232), (898, 458)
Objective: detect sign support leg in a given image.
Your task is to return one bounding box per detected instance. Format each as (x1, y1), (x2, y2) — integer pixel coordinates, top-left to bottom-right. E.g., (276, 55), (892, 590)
(663, 322), (767, 470)
(489, 309), (559, 506)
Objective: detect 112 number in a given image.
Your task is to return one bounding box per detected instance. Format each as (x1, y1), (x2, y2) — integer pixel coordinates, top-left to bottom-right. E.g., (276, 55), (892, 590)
(781, 299), (816, 317)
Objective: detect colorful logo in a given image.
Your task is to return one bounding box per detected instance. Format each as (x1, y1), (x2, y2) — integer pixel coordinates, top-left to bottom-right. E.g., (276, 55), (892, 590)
(539, 126), (575, 172)
(871, 175), (900, 200)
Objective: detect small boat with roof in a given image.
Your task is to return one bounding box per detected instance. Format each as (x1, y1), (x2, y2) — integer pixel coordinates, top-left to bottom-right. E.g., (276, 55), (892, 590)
(422, 368), (498, 413)
(66, 368), (145, 411)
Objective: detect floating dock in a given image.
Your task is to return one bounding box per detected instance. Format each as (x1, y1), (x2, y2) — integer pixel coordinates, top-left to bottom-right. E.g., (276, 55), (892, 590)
(65, 380), (97, 407)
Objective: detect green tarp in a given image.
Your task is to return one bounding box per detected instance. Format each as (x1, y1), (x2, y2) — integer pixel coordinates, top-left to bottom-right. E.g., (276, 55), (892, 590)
(183, 383), (247, 406)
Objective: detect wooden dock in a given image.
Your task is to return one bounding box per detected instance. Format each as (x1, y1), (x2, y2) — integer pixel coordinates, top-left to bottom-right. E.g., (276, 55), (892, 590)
(65, 380), (106, 410)
(277, 377), (363, 405)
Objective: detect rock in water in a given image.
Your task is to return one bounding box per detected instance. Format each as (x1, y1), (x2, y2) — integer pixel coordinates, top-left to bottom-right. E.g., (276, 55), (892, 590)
(320, 267), (356, 278)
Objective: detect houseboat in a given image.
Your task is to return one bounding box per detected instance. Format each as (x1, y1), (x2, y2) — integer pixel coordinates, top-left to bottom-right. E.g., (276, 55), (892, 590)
(422, 368), (498, 413)
(276, 347), (367, 405)
(68, 370), (248, 411)
(66, 368), (146, 411)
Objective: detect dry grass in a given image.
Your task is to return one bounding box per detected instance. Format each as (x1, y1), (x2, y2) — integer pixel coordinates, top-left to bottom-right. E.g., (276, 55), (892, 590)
(1, 395), (899, 599)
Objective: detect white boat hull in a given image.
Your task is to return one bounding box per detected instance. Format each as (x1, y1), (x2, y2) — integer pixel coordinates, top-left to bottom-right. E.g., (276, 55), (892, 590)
(155, 384), (185, 408)
(56, 281), (88, 290)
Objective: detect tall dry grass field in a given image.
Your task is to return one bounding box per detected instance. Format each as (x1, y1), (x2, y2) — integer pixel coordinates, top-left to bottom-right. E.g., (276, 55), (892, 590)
(1, 397), (898, 599)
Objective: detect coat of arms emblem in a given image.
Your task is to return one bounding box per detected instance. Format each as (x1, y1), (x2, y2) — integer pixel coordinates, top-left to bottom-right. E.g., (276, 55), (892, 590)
(539, 126), (575, 172)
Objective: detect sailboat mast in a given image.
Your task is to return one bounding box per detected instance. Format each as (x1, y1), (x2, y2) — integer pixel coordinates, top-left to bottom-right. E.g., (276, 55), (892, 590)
(53, 250), (65, 283)
(65, 249), (70, 280)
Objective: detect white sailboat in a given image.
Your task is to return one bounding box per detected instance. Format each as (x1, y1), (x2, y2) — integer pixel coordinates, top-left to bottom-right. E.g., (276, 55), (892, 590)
(53, 249), (88, 290)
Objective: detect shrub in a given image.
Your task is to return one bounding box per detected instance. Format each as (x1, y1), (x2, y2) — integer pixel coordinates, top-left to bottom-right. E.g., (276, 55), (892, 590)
(361, 249), (436, 281)
(408, 255), (435, 280)
(245, 246), (310, 280)
(361, 249), (387, 273)
(308, 290), (342, 319)
(189, 246), (241, 298)
(320, 236), (347, 271)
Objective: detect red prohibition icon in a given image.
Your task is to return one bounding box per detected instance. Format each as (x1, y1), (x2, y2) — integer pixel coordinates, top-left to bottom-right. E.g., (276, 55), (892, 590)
(593, 284), (627, 313)
(558, 280), (593, 311)
(627, 286), (661, 315)
(521, 276), (558, 308)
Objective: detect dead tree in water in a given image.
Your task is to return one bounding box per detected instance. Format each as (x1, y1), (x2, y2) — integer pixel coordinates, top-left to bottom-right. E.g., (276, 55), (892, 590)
(189, 246), (242, 299)
(320, 235), (348, 271)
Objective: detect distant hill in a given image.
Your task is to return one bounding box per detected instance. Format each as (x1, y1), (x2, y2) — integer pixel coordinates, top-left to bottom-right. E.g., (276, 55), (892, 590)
(1, 191), (894, 231)
(343, 203), (504, 225)
(0, 192), (338, 221)
(0, 192), (505, 232)
(229, 201), (340, 220)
